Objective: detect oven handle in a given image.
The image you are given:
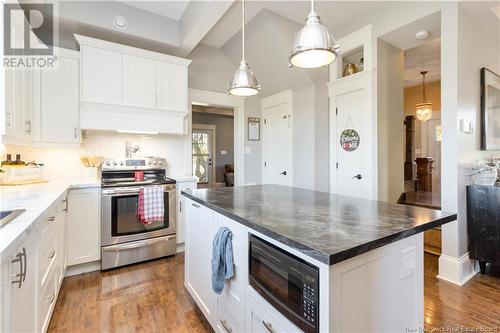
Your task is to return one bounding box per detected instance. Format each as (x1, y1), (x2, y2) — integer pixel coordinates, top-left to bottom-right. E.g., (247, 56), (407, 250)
(103, 186), (175, 196)
(102, 235), (175, 251)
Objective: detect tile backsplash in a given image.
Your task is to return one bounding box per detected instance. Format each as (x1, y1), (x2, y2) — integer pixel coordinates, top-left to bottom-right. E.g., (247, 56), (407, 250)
(3, 131), (189, 180)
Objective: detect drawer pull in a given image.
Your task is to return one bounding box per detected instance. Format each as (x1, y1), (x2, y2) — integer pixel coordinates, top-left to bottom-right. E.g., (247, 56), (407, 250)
(262, 321), (275, 333)
(47, 216), (55, 222)
(220, 319), (232, 333)
(48, 251), (56, 259)
(192, 203), (201, 208)
(47, 294), (55, 304)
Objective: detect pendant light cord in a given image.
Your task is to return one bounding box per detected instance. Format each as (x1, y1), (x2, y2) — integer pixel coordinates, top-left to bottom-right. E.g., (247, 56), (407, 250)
(421, 71), (427, 102)
(309, 0), (317, 17)
(242, 0), (245, 63)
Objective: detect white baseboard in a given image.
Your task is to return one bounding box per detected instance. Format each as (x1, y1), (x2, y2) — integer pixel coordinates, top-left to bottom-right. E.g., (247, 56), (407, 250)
(437, 253), (478, 286)
(176, 242), (185, 253)
(65, 260), (101, 277)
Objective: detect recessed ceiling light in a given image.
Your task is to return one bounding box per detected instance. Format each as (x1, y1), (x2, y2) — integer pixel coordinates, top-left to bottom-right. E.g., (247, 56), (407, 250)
(415, 30), (429, 40)
(113, 15), (127, 29)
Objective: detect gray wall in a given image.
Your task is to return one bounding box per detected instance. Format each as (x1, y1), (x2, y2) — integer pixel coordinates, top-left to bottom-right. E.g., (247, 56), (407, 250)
(192, 112), (234, 183)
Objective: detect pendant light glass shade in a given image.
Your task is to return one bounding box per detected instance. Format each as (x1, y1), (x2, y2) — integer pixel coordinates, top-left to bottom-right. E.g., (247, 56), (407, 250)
(228, 0), (260, 96)
(415, 71), (432, 121)
(289, 0), (339, 68)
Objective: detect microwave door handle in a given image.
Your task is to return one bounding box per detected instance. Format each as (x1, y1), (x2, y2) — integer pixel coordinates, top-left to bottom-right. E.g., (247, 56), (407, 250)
(252, 245), (282, 264)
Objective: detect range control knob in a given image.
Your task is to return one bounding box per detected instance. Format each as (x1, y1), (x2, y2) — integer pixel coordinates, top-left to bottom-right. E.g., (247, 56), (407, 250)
(119, 161), (124, 166)
(112, 161), (117, 166)
(105, 161), (110, 166)
(158, 161), (163, 166)
(147, 161), (152, 165)
(153, 161), (157, 165)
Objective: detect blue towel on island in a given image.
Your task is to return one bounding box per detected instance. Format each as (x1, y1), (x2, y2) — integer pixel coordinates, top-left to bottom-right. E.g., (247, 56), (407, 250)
(211, 227), (234, 294)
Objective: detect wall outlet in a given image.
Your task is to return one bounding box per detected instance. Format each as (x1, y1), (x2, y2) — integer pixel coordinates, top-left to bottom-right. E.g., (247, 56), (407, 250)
(400, 246), (416, 279)
(459, 119), (474, 134)
(220, 150), (227, 155)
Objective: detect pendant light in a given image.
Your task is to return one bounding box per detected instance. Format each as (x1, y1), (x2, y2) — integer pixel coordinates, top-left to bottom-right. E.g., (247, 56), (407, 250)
(228, 0), (260, 96)
(289, 0), (340, 68)
(415, 71), (432, 122)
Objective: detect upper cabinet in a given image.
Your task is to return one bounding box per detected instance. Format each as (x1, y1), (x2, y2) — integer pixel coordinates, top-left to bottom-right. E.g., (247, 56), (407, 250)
(40, 49), (80, 144)
(75, 35), (192, 134)
(122, 54), (156, 109)
(156, 61), (188, 113)
(81, 46), (122, 105)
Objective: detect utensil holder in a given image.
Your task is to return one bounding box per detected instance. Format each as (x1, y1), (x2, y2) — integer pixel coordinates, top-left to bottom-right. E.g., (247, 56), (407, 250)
(84, 167), (98, 180)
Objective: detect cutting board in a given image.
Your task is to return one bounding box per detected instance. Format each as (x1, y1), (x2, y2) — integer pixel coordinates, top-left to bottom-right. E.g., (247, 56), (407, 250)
(0, 179), (49, 186)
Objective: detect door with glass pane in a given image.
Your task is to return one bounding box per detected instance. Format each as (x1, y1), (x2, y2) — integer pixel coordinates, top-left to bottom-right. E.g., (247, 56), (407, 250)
(192, 128), (215, 187)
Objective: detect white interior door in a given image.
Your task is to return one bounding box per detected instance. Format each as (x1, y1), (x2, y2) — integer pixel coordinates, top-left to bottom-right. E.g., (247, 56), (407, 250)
(262, 103), (292, 186)
(334, 88), (373, 199)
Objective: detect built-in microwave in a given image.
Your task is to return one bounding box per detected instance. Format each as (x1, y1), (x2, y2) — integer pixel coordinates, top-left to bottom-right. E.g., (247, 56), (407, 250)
(249, 235), (319, 333)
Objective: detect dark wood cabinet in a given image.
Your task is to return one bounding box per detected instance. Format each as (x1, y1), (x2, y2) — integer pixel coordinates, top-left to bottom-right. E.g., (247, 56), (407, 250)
(466, 185), (500, 274)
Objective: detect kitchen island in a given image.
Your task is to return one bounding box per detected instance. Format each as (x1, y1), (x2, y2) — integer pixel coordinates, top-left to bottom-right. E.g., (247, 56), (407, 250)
(182, 185), (456, 333)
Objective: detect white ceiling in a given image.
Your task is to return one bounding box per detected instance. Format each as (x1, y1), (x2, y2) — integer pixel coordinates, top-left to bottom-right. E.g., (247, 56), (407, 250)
(404, 38), (441, 87)
(202, 1), (394, 49)
(123, 1), (191, 21)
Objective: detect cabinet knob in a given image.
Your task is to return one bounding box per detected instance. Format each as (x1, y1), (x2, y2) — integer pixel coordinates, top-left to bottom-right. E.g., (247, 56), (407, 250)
(220, 319), (233, 333)
(262, 320), (275, 333)
(192, 203), (201, 208)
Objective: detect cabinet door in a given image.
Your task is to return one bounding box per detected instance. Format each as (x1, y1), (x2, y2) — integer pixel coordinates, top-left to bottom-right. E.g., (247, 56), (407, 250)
(156, 62), (187, 112)
(0, 235), (37, 333)
(176, 181), (197, 244)
(122, 54), (156, 109)
(185, 198), (215, 324)
(246, 296), (289, 333)
(81, 46), (121, 105)
(4, 68), (33, 140)
(41, 55), (79, 143)
(67, 188), (100, 266)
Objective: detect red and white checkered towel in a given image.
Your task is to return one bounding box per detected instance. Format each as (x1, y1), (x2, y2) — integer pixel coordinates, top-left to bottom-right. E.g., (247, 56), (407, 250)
(138, 186), (164, 224)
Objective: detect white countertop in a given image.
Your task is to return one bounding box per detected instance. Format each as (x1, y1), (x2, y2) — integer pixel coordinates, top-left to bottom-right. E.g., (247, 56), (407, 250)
(0, 179), (100, 255)
(168, 175), (198, 182)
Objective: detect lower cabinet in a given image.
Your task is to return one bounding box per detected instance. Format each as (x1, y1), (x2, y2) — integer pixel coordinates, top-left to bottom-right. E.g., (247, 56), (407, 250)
(1, 232), (38, 333)
(67, 187), (100, 266)
(0, 193), (68, 333)
(184, 197), (304, 333)
(184, 198), (216, 324)
(176, 179), (197, 245)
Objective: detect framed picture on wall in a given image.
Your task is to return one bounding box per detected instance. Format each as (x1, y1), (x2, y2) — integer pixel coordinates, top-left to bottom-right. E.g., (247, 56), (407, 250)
(481, 67), (500, 150)
(248, 117), (260, 141)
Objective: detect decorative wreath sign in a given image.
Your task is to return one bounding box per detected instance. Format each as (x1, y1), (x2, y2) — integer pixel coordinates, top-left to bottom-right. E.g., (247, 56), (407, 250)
(339, 129), (360, 152)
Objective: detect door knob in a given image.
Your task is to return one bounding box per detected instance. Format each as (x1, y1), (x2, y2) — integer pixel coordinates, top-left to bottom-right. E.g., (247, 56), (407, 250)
(352, 174), (362, 180)
(280, 171), (287, 176)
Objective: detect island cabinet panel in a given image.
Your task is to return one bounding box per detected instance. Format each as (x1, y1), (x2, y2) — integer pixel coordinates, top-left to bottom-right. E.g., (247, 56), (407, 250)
(330, 233), (424, 333)
(184, 198), (216, 325)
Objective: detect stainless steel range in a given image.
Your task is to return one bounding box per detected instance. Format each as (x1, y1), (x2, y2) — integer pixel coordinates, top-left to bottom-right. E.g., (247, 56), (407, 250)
(100, 157), (176, 270)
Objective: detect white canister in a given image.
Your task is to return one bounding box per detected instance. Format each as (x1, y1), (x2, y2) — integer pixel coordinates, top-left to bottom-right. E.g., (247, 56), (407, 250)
(84, 167), (98, 180)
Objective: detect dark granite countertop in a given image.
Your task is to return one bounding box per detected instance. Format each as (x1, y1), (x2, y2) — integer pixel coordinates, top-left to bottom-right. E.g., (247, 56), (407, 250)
(182, 185), (457, 265)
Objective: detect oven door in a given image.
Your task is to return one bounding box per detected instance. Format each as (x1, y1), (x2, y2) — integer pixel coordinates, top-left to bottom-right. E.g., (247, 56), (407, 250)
(101, 185), (176, 246)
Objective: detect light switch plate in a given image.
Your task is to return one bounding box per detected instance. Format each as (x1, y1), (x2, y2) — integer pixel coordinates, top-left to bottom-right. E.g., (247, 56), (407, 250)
(220, 150), (227, 155)
(401, 246), (416, 279)
(245, 147), (252, 154)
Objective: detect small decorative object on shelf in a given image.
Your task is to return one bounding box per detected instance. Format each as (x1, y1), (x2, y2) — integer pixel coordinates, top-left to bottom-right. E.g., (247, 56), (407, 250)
(343, 63), (358, 77)
(357, 57), (364, 72)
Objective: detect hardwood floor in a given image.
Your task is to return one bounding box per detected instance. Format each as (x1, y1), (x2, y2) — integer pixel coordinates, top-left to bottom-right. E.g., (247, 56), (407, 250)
(49, 253), (500, 332)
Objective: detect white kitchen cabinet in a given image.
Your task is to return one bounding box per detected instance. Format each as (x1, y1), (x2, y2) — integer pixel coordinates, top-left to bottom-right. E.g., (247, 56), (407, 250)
(40, 50), (80, 143)
(176, 179), (198, 245)
(156, 61), (188, 112)
(185, 198), (216, 325)
(0, 232), (37, 333)
(81, 46), (122, 105)
(122, 54), (156, 109)
(3, 68), (34, 144)
(246, 296), (292, 333)
(67, 187), (100, 266)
